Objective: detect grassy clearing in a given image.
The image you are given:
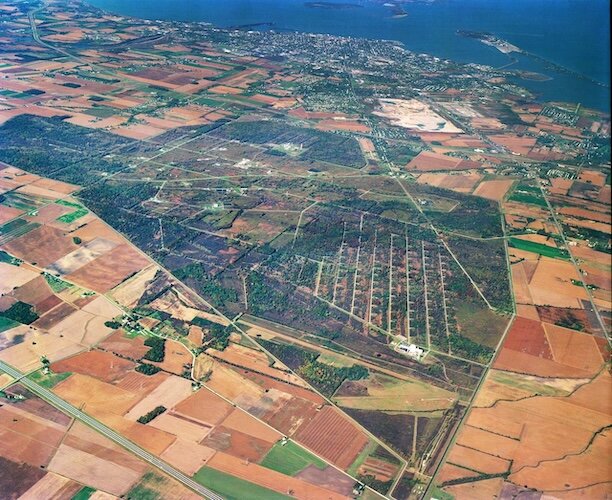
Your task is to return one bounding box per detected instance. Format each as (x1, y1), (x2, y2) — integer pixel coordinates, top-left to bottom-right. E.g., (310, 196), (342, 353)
(334, 373), (455, 412)
(490, 370), (570, 397)
(28, 370), (72, 389)
(193, 467), (291, 500)
(432, 486), (455, 499)
(508, 237), (569, 260)
(507, 191), (547, 207)
(454, 299), (508, 348)
(260, 440), (327, 476)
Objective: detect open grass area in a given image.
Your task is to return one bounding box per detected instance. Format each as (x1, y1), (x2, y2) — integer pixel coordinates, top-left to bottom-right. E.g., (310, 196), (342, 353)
(507, 191), (547, 208)
(333, 372), (456, 412)
(28, 370), (72, 389)
(193, 467), (291, 500)
(508, 237), (569, 260)
(260, 439), (327, 476)
(454, 299), (509, 348)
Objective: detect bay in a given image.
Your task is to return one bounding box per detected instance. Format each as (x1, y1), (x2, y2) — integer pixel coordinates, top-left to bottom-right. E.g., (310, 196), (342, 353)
(87, 0), (610, 111)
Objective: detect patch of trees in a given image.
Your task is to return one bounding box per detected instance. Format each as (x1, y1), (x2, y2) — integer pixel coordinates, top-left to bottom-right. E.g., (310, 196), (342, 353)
(206, 323), (232, 351)
(1, 301), (39, 325)
(298, 360), (369, 397)
(135, 363), (161, 375)
(137, 405), (166, 424)
(173, 262), (238, 307)
(104, 320), (121, 329)
(142, 337), (166, 362)
(357, 474), (393, 495)
(449, 334), (493, 363)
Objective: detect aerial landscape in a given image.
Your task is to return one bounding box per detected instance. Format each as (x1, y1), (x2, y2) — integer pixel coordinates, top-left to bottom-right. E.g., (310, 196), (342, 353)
(0, 0), (609, 499)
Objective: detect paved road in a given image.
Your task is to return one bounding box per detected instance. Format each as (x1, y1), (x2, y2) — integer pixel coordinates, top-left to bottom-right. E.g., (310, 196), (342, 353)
(0, 361), (222, 500)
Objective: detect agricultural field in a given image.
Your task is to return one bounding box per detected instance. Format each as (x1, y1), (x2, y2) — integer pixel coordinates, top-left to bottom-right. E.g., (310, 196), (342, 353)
(0, 0), (609, 498)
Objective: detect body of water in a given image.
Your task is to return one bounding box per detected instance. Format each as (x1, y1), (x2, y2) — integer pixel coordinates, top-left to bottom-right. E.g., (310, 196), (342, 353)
(88, 0), (611, 111)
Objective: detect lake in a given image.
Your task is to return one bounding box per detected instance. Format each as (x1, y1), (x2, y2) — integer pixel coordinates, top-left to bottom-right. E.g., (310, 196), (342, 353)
(87, 0), (611, 111)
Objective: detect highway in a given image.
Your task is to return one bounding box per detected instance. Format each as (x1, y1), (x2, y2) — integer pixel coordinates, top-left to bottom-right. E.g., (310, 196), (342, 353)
(0, 361), (222, 500)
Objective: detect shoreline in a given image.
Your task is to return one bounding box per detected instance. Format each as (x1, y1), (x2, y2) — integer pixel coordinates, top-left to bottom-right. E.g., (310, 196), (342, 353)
(82, 0), (610, 112)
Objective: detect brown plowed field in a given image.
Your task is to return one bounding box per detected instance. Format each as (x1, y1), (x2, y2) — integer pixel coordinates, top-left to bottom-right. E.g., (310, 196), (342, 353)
(503, 317), (553, 359)
(152, 341), (192, 376)
(32, 302), (77, 331)
(0, 457), (47, 500)
(296, 464), (355, 496)
(444, 477), (505, 499)
(455, 425), (518, 461)
(0, 405), (65, 467)
(264, 395), (320, 436)
(116, 371), (169, 397)
(173, 387), (234, 426)
(0, 205), (23, 224)
(295, 405), (368, 469)
(51, 351), (135, 383)
(160, 439), (216, 475)
(67, 244), (150, 293)
(54, 373), (140, 416)
(359, 457), (398, 481)
(232, 365), (324, 404)
(202, 426), (273, 462)
(509, 430), (612, 492)
(3, 225), (77, 268)
(149, 413), (211, 442)
(18, 471), (81, 500)
(98, 330), (150, 360)
(543, 324), (604, 372)
(446, 444), (511, 474)
(436, 463), (479, 484)
(472, 179), (514, 201)
(494, 348), (594, 378)
(221, 408), (281, 443)
(10, 275), (54, 307)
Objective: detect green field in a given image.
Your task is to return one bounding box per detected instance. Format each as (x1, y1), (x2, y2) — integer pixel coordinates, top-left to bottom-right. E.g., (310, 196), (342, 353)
(56, 199), (89, 224)
(43, 273), (73, 293)
(0, 316), (19, 333)
(71, 487), (96, 500)
(0, 250), (21, 265)
(508, 237), (569, 259)
(260, 440), (327, 476)
(193, 467), (291, 500)
(28, 370), (72, 389)
(507, 192), (547, 208)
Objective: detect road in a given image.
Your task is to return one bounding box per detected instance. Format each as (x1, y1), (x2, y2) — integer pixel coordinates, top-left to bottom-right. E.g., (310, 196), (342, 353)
(0, 361), (222, 500)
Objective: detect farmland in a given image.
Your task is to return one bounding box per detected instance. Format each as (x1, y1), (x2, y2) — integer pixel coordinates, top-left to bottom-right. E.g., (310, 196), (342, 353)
(0, 0), (609, 498)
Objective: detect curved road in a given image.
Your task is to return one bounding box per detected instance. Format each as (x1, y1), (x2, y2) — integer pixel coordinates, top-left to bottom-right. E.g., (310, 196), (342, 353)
(0, 361), (222, 500)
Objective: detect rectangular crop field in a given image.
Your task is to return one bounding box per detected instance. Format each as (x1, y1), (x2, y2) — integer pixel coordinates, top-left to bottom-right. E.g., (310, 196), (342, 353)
(259, 440), (327, 476)
(193, 467), (291, 500)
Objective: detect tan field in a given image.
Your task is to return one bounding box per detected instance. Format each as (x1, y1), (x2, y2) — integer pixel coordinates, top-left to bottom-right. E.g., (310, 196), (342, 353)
(18, 472), (81, 500)
(472, 179), (515, 201)
(124, 375), (192, 421)
(109, 264), (159, 308)
(160, 439), (216, 475)
(373, 98), (463, 133)
(149, 413), (212, 442)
